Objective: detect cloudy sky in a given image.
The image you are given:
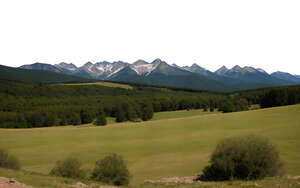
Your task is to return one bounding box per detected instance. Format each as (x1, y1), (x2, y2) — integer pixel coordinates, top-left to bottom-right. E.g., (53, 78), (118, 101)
(0, 0), (299, 74)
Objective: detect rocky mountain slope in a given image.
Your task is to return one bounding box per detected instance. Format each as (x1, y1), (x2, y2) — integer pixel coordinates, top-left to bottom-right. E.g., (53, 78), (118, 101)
(18, 59), (300, 91)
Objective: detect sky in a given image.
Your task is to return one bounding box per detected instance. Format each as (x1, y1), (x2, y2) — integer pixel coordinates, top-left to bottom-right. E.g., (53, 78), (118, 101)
(0, 0), (299, 74)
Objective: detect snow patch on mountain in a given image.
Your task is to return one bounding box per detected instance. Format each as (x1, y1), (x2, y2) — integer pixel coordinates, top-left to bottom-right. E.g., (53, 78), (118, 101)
(243, 66), (257, 73)
(130, 63), (159, 75)
(107, 66), (126, 78)
(257, 68), (267, 74)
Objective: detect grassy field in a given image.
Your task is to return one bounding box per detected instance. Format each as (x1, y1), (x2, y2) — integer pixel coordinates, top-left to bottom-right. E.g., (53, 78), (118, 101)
(151, 109), (219, 121)
(0, 104), (300, 187)
(106, 109), (219, 124)
(60, 81), (133, 89)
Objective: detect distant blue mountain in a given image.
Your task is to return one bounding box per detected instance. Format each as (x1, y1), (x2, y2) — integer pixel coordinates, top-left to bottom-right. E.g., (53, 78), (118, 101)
(17, 60), (300, 92)
(1, 64), (91, 83)
(271, 71), (300, 84)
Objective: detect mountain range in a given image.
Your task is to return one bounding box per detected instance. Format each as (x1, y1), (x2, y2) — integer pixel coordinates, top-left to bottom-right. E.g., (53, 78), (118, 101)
(0, 64), (91, 83)
(18, 59), (300, 92)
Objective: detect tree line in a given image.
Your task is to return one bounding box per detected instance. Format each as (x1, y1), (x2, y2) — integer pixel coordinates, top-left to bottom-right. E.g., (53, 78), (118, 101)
(0, 76), (299, 128)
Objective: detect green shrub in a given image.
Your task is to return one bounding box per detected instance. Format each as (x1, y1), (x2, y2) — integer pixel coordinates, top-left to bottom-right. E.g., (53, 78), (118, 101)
(50, 157), (85, 179)
(116, 108), (126, 122)
(200, 135), (284, 181)
(219, 100), (235, 113)
(91, 153), (130, 186)
(0, 149), (20, 170)
(94, 114), (107, 126)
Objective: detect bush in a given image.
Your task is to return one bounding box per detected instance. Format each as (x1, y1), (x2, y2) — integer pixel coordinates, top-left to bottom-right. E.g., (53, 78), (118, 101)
(116, 108), (126, 122)
(0, 149), (20, 170)
(200, 135), (284, 181)
(94, 114), (107, 126)
(50, 157), (85, 179)
(80, 108), (94, 124)
(140, 103), (154, 121)
(91, 153), (130, 186)
(234, 98), (249, 111)
(219, 100), (235, 113)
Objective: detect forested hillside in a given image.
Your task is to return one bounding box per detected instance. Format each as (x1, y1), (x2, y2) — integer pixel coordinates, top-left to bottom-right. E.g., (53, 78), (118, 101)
(0, 76), (224, 128)
(0, 74), (299, 128)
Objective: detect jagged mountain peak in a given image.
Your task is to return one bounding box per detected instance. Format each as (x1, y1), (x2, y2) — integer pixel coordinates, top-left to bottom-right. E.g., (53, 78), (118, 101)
(87, 61), (128, 78)
(149, 60), (191, 76)
(94, 61), (110, 65)
(130, 60), (160, 75)
(112, 60), (127, 64)
(54, 62), (78, 73)
(257, 68), (267, 74)
(227, 65), (261, 74)
(56, 62), (77, 68)
(191, 63), (200, 67)
(57, 62), (76, 66)
(152, 58), (164, 65)
(183, 63), (207, 73)
(191, 63), (206, 70)
(215, 65), (229, 75)
(84, 62), (93, 66)
(243, 66), (257, 73)
(110, 61), (128, 67)
(232, 65), (242, 71)
(133, 59), (149, 65)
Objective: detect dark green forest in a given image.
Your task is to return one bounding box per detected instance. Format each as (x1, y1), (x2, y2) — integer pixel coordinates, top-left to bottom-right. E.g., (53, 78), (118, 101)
(0, 75), (299, 128)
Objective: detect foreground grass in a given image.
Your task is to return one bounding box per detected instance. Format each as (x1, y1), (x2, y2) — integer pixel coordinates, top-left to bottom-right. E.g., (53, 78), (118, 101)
(60, 81), (133, 89)
(0, 168), (80, 188)
(0, 168), (117, 188)
(140, 177), (300, 188)
(1, 168), (300, 188)
(0, 104), (299, 187)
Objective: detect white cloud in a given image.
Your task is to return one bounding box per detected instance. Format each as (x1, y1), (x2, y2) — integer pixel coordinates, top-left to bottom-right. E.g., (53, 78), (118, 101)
(0, 0), (299, 74)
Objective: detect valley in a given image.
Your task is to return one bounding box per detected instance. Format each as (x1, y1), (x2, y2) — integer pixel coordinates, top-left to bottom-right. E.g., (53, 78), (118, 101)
(0, 66), (299, 187)
(1, 1), (299, 187)
(0, 104), (299, 187)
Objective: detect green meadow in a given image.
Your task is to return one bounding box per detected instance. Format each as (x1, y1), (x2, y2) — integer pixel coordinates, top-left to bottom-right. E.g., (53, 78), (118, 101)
(106, 109), (219, 124)
(60, 81), (133, 89)
(0, 104), (300, 187)
(151, 109), (219, 121)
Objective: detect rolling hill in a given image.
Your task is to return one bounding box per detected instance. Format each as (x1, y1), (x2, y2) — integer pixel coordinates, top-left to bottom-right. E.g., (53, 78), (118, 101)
(0, 64), (92, 83)
(0, 104), (299, 186)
